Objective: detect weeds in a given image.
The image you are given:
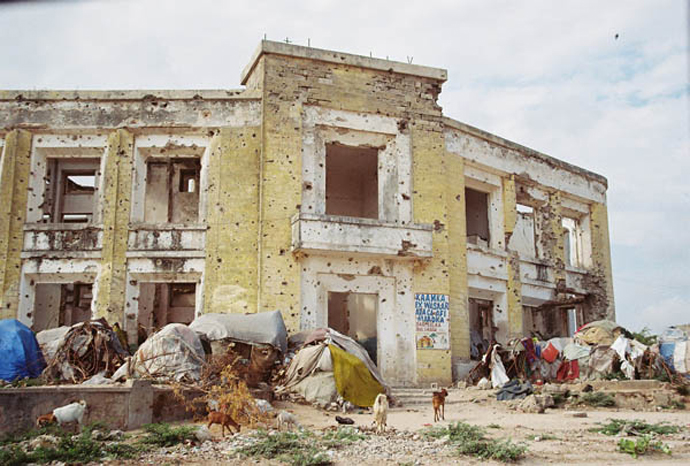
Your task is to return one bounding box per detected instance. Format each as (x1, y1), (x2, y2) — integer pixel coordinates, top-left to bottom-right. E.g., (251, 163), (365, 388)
(579, 392), (616, 407)
(590, 419), (680, 436)
(630, 327), (657, 347)
(618, 436), (671, 458)
(237, 430), (331, 466)
(321, 427), (367, 448)
(526, 434), (559, 441)
(488, 423), (502, 429)
(425, 422), (527, 462)
(138, 423), (197, 447)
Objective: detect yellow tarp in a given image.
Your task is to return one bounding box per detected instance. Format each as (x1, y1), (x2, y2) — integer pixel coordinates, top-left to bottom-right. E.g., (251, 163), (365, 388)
(329, 344), (384, 408)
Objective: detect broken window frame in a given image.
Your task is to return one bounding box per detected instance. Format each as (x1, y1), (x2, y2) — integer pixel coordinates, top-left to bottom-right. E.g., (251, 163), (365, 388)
(43, 158), (101, 224)
(130, 136), (210, 225)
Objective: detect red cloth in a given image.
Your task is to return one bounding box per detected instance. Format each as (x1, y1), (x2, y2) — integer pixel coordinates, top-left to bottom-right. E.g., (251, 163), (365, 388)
(542, 342), (559, 363)
(556, 360), (580, 381)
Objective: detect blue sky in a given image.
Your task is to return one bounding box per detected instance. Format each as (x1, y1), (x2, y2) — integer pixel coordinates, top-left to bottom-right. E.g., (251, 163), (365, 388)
(1, 0), (688, 333)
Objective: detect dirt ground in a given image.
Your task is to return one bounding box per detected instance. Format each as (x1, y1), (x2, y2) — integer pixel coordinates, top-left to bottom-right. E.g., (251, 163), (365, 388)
(165, 387), (690, 466)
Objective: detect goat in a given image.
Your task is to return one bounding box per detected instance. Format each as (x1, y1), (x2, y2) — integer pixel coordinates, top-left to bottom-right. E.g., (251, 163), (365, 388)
(207, 410), (241, 437)
(276, 410), (301, 431)
(432, 389), (448, 422)
(373, 393), (388, 434)
(39, 400), (87, 429)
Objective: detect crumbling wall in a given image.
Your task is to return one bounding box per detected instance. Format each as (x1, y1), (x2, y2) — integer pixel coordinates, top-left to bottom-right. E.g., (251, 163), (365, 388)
(0, 130), (32, 318)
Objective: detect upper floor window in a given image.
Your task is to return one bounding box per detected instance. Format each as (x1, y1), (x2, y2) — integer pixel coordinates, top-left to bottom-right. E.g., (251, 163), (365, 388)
(325, 143), (378, 219)
(465, 187), (490, 247)
(43, 158), (100, 223)
(562, 216), (584, 267)
(144, 158), (201, 223)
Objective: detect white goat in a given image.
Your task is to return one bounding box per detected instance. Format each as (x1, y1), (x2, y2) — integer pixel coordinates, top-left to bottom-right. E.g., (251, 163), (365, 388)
(53, 400), (87, 428)
(276, 410), (301, 431)
(373, 393), (388, 434)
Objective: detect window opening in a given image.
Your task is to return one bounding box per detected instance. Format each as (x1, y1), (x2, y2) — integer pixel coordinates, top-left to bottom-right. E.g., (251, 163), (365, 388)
(465, 188), (490, 246)
(32, 283), (93, 332)
(144, 159), (200, 223)
(562, 217), (582, 267)
(137, 282), (196, 335)
(510, 203), (537, 256)
(42, 159), (100, 223)
(325, 143), (378, 219)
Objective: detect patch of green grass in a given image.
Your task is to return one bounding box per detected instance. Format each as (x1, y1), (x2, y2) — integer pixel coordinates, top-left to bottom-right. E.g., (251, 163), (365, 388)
(0, 425), (63, 447)
(238, 430), (331, 466)
(526, 434), (559, 441)
(580, 392), (616, 408)
(630, 327), (657, 347)
(618, 436), (671, 458)
(664, 400), (686, 410)
(321, 427), (367, 448)
(138, 423), (197, 447)
(424, 422), (527, 462)
(487, 423), (502, 429)
(589, 419), (681, 437)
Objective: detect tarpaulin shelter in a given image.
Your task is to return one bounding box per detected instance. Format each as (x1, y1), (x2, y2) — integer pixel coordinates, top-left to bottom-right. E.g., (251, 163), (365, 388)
(0, 319), (46, 382)
(277, 328), (388, 407)
(575, 320), (624, 346)
(131, 323), (205, 382)
(658, 327), (689, 375)
(189, 310), (287, 353)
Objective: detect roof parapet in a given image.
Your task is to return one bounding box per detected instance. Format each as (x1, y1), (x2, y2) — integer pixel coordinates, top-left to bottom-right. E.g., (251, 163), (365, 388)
(241, 40), (448, 85)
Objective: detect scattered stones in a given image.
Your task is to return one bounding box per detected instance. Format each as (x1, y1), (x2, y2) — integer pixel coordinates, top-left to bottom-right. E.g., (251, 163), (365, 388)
(28, 434), (60, 450)
(571, 412), (588, 418)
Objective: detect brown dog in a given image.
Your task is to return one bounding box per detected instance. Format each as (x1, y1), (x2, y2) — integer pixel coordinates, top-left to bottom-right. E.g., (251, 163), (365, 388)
(432, 388), (448, 422)
(36, 412), (56, 428)
(207, 410), (241, 437)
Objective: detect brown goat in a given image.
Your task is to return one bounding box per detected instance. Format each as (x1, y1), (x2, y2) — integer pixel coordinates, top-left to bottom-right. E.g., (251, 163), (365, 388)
(207, 410), (241, 437)
(432, 389), (448, 422)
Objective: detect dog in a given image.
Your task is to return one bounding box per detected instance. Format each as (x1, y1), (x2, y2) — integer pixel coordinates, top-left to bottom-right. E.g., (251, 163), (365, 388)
(207, 410), (241, 437)
(276, 410), (301, 431)
(37, 400), (88, 429)
(432, 389), (448, 422)
(36, 412), (56, 428)
(373, 393), (388, 434)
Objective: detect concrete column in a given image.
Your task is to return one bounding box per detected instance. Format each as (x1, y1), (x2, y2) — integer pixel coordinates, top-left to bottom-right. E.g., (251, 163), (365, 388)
(203, 127), (261, 315)
(411, 122), (452, 386)
(0, 130), (32, 318)
(95, 129), (134, 324)
(503, 175), (523, 338)
(589, 201), (615, 320)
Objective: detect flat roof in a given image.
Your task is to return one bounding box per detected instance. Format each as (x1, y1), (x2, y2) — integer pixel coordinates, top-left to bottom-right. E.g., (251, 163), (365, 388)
(0, 89), (259, 101)
(241, 40), (448, 85)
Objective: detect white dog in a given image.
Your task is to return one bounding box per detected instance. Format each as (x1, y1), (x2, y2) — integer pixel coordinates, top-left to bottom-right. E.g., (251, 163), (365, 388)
(373, 393), (388, 434)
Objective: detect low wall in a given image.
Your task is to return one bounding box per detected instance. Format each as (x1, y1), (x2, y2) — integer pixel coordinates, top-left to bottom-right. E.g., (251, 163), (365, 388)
(0, 380), (198, 433)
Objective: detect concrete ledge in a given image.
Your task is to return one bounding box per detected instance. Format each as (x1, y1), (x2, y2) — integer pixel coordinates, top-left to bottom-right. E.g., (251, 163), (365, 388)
(0, 89), (261, 102)
(241, 40), (448, 85)
(0, 381), (201, 433)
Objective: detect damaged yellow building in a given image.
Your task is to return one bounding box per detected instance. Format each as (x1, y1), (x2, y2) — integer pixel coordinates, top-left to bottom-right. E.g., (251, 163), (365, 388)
(0, 41), (614, 386)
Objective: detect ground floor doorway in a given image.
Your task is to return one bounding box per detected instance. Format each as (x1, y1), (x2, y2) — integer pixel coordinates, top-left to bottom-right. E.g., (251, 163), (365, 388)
(328, 291), (378, 364)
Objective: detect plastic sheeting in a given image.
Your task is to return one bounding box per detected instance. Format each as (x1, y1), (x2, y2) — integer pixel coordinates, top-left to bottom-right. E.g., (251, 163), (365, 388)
(562, 342), (591, 361)
(490, 345), (509, 388)
(35, 326), (70, 363)
(575, 320), (623, 346)
(189, 310), (287, 353)
(330, 344), (384, 407)
(292, 370), (338, 406)
(0, 319), (46, 382)
(131, 323), (205, 382)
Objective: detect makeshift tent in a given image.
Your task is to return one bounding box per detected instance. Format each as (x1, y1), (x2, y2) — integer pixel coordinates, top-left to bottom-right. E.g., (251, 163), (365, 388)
(0, 319), (46, 382)
(131, 323), (205, 382)
(575, 320), (623, 346)
(659, 327), (689, 375)
(277, 328), (388, 407)
(36, 326), (70, 364)
(189, 310), (287, 353)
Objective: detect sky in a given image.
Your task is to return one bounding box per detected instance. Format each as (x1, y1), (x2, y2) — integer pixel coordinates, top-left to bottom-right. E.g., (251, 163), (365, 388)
(0, 0), (688, 333)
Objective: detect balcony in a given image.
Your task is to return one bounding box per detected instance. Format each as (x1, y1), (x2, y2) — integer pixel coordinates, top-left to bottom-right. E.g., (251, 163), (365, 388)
(291, 213), (433, 259)
(23, 223), (103, 255)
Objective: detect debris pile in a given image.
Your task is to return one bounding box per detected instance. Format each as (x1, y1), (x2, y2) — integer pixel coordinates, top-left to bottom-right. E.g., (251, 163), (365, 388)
(42, 318), (128, 383)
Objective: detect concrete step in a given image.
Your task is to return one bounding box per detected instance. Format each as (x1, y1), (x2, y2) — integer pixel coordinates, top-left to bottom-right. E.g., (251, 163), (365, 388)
(390, 388), (463, 406)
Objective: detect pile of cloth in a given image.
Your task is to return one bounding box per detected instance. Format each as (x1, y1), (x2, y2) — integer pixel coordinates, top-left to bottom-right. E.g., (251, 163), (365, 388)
(41, 318), (128, 383)
(275, 328), (389, 408)
(470, 320), (686, 389)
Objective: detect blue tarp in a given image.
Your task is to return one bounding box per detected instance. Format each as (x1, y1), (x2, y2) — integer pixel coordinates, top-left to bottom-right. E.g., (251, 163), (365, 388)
(0, 319), (46, 382)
